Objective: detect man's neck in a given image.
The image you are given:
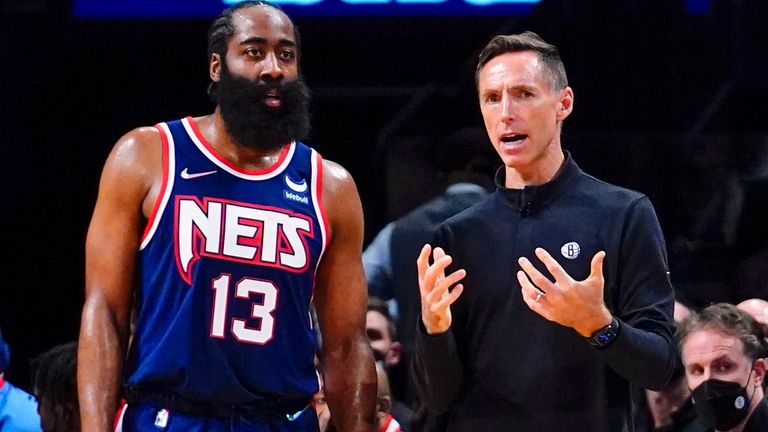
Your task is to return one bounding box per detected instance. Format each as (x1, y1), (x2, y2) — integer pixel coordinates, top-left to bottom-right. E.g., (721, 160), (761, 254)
(197, 112), (288, 171)
(505, 148), (565, 189)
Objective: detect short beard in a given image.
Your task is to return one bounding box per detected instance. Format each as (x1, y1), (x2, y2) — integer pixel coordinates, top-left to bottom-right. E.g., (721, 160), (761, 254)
(214, 63), (311, 152)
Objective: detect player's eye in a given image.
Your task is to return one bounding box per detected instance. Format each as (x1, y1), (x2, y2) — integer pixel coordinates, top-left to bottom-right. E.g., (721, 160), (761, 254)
(245, 48), (263, 57)
(279, 50), (296, 61)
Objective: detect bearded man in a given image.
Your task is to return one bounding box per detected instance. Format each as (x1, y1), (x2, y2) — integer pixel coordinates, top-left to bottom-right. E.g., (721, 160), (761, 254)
(77, 2), (377, 431)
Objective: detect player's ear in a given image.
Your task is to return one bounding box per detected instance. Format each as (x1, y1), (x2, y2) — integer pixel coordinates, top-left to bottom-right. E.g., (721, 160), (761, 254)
(210, 53), (222, 83)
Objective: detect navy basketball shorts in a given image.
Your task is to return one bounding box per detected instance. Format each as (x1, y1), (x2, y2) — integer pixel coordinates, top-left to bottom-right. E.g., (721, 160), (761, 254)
(115, 402), (320, 432)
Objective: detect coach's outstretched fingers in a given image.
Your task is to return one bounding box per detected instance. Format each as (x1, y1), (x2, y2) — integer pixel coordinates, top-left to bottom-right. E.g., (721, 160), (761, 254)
(518, 248), (611, 336)
(418, 244), (466, 335)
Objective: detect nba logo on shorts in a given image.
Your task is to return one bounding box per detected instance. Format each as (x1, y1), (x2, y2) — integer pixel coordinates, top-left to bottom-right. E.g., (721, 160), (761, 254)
(154, 409), (169, 428)
(560, 242), (580, 259)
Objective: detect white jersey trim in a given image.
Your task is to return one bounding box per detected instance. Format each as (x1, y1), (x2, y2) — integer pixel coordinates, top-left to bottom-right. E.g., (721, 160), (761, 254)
(181, 117), (295, 181)
(113, 403), (127, 432)
(140, 122), (176, 251)
(310, 149), (328, 258)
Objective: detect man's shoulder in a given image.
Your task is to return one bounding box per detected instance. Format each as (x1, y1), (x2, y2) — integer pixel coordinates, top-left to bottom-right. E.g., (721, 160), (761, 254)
(1, 382), (38, 412)
(0, 384), (41, 431)
(744, 397), (768, 431)
(574, 169), (648, 208)
(436, 192), (495, 229)
(397, 185), (488, 226)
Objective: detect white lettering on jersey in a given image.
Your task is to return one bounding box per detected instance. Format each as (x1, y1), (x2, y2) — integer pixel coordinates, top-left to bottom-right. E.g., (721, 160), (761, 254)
(176, 196), (313, 283)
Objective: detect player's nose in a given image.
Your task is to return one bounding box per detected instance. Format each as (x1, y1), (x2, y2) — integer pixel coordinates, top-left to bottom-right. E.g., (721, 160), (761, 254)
(260, 52), (284, 81)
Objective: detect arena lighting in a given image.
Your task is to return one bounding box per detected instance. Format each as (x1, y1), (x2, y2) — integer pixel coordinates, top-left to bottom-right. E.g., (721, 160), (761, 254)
(224, 0), (538, 5)
(73, 0), (540, 18)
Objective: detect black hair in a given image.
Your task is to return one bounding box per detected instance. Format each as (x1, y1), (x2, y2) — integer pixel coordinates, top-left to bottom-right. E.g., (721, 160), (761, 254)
(676, 302), (768, 362)
(475, 31), (568, 92)
(30, 341), (79, 427)
(367, 296), (398, 342)
(207, 0), (301, 99)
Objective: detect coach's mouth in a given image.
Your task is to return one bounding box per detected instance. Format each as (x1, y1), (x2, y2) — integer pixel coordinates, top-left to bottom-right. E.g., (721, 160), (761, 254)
(500, 134), (528, 145)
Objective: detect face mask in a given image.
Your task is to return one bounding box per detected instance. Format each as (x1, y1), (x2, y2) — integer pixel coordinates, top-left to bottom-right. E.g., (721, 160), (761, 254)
(691, 375), (753, 431)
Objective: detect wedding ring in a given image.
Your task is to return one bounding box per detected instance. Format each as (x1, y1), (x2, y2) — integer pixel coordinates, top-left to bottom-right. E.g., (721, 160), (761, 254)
(535, 292), (543, 302)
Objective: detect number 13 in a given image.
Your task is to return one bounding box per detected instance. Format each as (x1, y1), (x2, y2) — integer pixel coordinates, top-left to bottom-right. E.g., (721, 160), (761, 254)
(210, 274), (278, 344)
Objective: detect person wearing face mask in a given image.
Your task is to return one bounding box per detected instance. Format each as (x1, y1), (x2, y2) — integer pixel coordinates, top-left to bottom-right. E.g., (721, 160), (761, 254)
(677, 302), (768, 432)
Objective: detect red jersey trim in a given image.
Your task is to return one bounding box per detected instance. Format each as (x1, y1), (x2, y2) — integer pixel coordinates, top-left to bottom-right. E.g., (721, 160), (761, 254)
(113, 400), (127, 431)
(380, 414), (401, 432)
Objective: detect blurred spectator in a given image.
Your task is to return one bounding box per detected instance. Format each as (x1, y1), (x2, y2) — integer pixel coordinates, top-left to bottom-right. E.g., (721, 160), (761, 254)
(314, 354), (398, 432)
(367, 297), (414, 429)
(674, 300), (694, 323)
(677, 303), (768, 431)
(367, 297), (402, 368)
(670, 134), (768, 308)
(313, 365), (332, 432)
(736, 298), (768, 393)
(30, 341), (78, 432)
(363, 126), (496, 348)
(375, 362), (403, 432)
(0, 328), (41, 431)
(635, 301), (706, 432)
(737, 299), (768, 338)
(645, 369), (705, 432)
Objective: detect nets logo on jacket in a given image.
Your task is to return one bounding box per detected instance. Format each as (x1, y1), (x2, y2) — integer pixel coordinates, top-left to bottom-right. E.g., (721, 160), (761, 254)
(174, 196), (314, 284)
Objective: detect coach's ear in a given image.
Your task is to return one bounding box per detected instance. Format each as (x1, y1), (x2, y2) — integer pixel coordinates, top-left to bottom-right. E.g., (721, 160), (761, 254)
(557, 86), (574, 122)
(210, 53), (221, 83)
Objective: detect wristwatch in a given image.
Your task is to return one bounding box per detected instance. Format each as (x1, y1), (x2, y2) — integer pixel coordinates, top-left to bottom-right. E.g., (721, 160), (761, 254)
(586, 317), (620, 349)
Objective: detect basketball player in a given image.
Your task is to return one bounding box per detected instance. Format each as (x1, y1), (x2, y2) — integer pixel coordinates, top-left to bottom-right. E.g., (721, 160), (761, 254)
(77, 2), (377, 431)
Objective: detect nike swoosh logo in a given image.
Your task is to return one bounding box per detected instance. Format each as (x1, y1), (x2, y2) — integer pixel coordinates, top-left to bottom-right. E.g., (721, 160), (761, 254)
(284, 175), (308, 193)
(181, 168), (218, 180)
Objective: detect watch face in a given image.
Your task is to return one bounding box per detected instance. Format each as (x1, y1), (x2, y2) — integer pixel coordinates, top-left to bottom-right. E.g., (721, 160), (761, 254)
(596, 330), (615, 345)
(589, 321), (618, 347)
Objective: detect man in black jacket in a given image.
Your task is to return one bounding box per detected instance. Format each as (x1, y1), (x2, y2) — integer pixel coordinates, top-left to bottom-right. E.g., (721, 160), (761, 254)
(412, 31), (677, 431)
(677, 303), (768, 432)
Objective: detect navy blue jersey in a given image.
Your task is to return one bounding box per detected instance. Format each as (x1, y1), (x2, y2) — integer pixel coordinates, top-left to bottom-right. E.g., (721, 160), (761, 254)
(125, 117), (328, 404)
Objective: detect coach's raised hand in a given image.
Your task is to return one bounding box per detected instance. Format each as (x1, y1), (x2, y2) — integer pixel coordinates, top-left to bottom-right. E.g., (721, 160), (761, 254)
(517, 247), (612, 337)
(417, 244), (466, 335)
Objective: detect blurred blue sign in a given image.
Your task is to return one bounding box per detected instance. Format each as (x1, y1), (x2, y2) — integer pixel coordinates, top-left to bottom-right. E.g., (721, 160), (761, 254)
(74, 0), (541, 18)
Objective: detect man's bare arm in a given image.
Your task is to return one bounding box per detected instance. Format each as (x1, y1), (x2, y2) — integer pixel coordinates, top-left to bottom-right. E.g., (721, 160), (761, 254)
(314, 159), (377, 432)
(78, 128), (161, 431)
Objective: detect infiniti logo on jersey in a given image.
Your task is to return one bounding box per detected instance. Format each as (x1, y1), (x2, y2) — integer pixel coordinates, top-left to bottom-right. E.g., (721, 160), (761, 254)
(561, 242), (581, 259)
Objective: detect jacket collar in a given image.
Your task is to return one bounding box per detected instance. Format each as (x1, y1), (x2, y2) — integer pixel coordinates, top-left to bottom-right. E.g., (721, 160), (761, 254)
(493, 151), (581, 214)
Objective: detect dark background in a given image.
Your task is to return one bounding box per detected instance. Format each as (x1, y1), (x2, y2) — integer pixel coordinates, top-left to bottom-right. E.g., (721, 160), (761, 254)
(2, 0), (768, 390)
